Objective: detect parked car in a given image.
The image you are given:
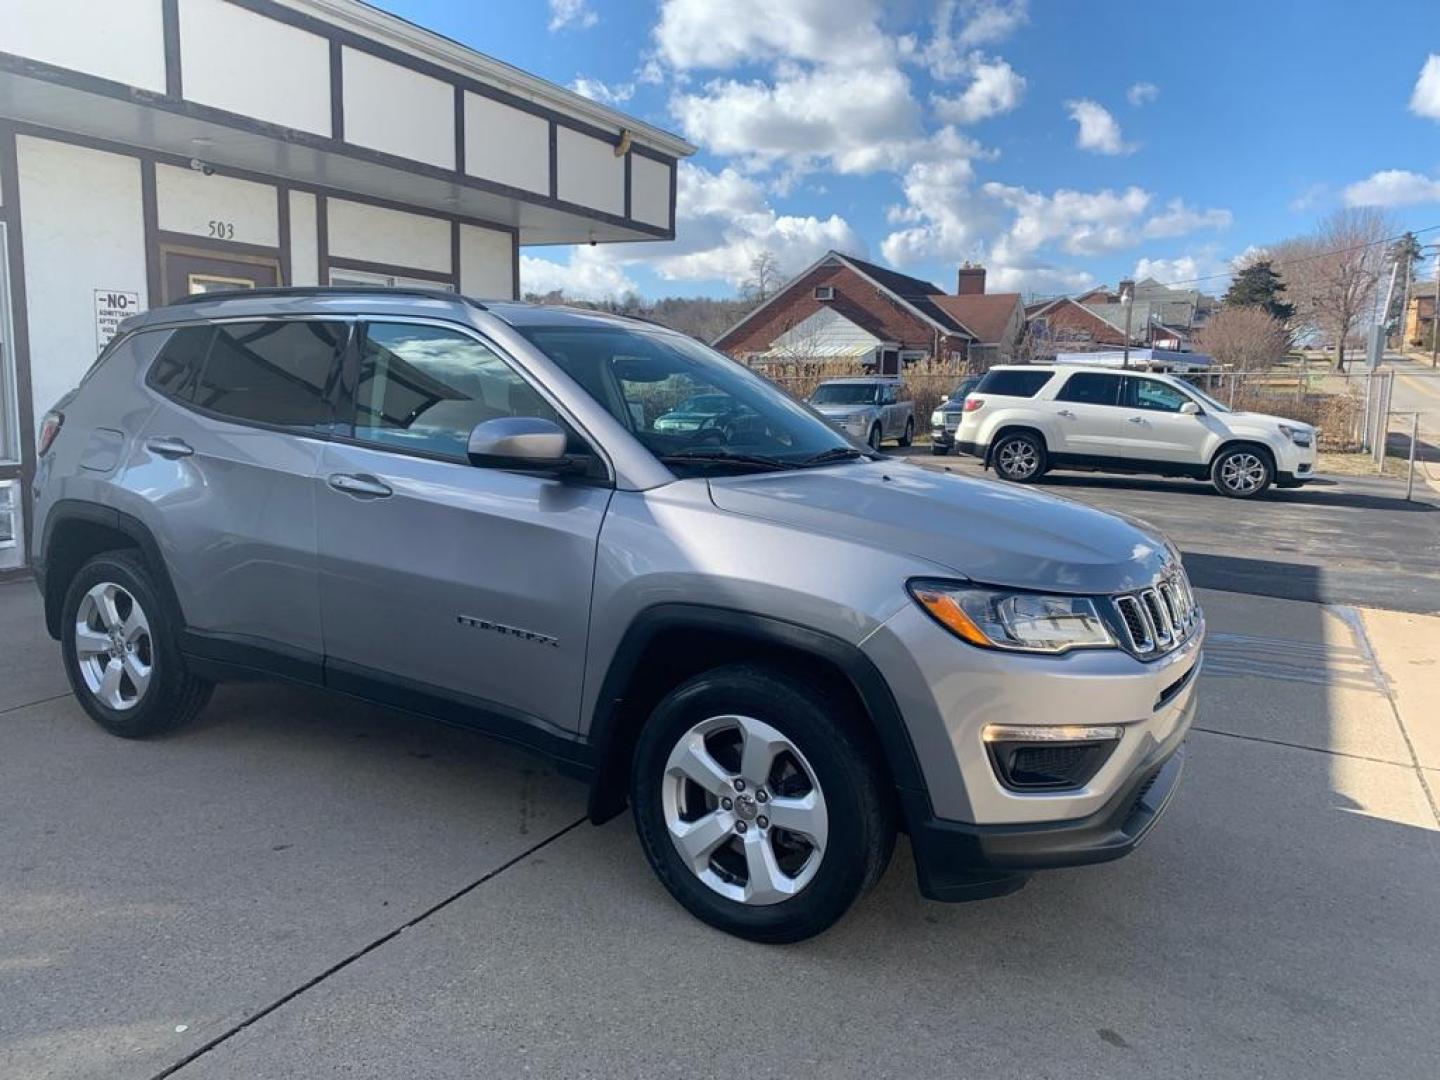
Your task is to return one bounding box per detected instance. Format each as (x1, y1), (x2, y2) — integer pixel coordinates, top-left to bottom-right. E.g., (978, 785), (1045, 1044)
(928, 375), (983, 455)
(652, 393), (757, 438)
(954, 365), (1317, 497)
(807, 377), (914, 450)
(32, 290), (1200, 943)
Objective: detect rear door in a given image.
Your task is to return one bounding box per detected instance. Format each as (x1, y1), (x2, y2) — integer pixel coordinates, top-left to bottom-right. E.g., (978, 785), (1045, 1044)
(313, 318), (610, 735)
(1119, 375), (1208, 465)
(137, 317), (346, 658)
(1049, 371), (1128, 460)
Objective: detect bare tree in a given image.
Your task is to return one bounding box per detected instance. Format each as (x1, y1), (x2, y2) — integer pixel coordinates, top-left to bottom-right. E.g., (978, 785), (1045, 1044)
(1194, 306), (1291, 373)
(741, 251), (783, 306)
(1274, 208), (1393, 371)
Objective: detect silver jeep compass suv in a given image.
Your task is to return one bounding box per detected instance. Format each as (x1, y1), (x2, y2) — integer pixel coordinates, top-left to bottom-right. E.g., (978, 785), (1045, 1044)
(32, 289), (1202, 942)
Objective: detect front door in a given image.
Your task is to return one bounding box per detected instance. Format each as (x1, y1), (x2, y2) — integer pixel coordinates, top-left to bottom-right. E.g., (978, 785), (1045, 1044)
(161, 246), (280, 304)
(314, 319), (611, 736)
(1119, 375), (1209, 465)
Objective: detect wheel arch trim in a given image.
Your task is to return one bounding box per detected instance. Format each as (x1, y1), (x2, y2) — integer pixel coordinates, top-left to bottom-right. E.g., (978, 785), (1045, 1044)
(585, 604), (930, 825)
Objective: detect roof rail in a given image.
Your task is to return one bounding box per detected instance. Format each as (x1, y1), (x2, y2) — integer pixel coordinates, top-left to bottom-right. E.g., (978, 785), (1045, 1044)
(167, 286), (486, 310)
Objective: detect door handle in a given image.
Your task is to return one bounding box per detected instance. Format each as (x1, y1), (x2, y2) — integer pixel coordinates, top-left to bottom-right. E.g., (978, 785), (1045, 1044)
(1057, 409), (1075, 419)
(1128, 416), (1146, 424)
(145, 437), (194, 459)
(327, 473), (393, 498)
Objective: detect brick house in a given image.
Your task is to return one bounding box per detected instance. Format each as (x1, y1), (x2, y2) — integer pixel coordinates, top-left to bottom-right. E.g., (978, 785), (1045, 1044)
(1024, 297), (1132, 358)
(713, 251), (1023, 373)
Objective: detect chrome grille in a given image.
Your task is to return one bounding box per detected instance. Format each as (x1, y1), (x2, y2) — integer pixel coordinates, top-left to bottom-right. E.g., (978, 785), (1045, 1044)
(1111, 567), (1200, 659)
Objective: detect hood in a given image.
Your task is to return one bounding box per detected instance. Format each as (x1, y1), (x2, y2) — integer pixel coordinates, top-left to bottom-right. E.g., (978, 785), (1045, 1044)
(1226, 410), (1310, 432)
(707, 461), (1174, 594)
(812, 403), (873, 418)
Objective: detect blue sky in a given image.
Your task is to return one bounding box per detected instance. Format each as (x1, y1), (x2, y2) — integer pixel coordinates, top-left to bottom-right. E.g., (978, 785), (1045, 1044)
(376, 0), (1440, 301)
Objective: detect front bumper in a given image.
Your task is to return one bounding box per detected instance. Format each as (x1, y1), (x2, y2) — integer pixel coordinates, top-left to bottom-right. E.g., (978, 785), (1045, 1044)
(903, 704), (1190, 901)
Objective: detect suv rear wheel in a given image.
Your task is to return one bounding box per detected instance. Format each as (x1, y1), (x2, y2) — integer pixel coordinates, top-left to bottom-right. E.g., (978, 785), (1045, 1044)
(61, 552), (213, 738)
(898, 417), (914, 447)
(631, 663), (894, 943)
(992, 431), (1046, 482)
(867, 423), (883, 451)
(1211, 445), (1272, 498)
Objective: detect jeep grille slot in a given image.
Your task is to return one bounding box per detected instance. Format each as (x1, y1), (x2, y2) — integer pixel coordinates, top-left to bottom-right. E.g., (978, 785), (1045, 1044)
(1111, 568), (1200, 660)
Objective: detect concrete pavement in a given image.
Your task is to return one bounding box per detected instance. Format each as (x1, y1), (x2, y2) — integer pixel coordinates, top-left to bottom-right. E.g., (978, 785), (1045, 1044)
(3, 575), (1438, 1079)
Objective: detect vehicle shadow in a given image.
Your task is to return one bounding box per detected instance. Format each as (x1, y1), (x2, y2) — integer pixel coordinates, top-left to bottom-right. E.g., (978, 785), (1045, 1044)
(1032, 472), (1435, 512)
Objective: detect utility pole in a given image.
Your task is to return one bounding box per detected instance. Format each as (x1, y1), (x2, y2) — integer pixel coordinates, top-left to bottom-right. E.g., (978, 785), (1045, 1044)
(1119, 279), (1135, 368)
(1432, 247), (1439, 368)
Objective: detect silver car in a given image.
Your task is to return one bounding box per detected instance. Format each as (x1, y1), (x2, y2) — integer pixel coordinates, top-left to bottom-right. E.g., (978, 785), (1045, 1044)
(32, 289), (1201, 942)
(807, 377), (915, 450)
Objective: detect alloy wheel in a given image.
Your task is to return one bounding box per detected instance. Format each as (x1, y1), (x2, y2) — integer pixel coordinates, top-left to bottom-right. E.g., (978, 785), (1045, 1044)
(1220, 452), (1266, 494)
(74, 582), (154, 711)
(662, 714), (829, 905)
(997, 438), (1039, 479)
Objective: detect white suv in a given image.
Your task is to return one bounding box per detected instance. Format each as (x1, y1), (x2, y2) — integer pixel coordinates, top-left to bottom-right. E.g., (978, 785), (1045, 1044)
(953, 365), (1317, 498)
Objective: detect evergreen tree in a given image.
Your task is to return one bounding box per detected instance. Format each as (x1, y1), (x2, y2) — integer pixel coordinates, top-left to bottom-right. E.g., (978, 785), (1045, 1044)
(1222, 260), (1295, 322)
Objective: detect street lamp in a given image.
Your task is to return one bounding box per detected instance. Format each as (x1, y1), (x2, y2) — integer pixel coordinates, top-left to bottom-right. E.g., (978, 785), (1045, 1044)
(1119, 279), (1135, 368)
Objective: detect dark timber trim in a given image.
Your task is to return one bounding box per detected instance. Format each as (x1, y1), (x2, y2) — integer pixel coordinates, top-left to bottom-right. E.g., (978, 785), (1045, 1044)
(453, 84), (466, 175)
(547, 120), (559, 201)
(277, 184), (292, 285)
(316, 193), (329, 284)
(140, 159), (162, 309)
(329, 40), (345, 141)
(327, 255), (457, 287)
(161, 0), (183, 99)
(0, 123), (37, 506)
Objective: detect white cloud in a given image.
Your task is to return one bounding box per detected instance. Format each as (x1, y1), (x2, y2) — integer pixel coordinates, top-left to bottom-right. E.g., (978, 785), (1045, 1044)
(987, 263), (1095, 296)
(931, 56), (1026, 123)
(570, 77), (634, 105)
(1343, 169), (1440, 207)
(1126, 81), (1159, 106)
(1409, 54), (1440, 121)
(1132, 255), (1201, 283)
(670, 65), (930, 176)
(1142, 199), (1233, 238)
(915, 0), (1028, 80)
(547, 0), (597, 32)
(985, 184), (1153, 258)
(880, 158), (995, 266)
(653, 0), (890, 71)
(1064, 99), (1134, 155)
(527, 164), (864, 294)
(521, 248), (638, 301)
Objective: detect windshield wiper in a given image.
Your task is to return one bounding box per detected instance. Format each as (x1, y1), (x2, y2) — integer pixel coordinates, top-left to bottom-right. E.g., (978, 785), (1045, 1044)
(801, 446), (869, 466)
(658, 449), (796, 472)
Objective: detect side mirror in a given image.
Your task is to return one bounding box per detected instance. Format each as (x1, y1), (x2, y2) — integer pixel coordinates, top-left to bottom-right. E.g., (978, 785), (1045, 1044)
(467, 417), (569, 471)
(1180, 401), (1201, 416)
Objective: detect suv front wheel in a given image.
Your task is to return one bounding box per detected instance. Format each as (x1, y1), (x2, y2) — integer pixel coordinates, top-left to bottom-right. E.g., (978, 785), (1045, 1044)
(991, 431), (1046, 482)
(1211, 445), (1273, 498)
(631, 664), (894, 943)
(61, 552), (213, 738)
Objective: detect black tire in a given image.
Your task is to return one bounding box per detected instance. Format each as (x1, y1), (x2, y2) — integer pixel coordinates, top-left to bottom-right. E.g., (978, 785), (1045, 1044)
(60, 551), (213, 738)
(991, 431), (1046, 482)
(868, 423), (883, 451)
(931, 444), (950, 456)
(632, 663), (895, 943)
(898, 417), (914, 447)
(1210, 445), (1273, 498)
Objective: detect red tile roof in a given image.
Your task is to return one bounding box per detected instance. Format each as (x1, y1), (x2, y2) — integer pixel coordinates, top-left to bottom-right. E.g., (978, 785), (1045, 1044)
(930, 293), (1022, 345)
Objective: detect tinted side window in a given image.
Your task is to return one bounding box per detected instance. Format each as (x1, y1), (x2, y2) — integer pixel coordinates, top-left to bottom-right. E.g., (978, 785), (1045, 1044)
(351, 322), (560, 461)
(975, 369), (1054, 397)
(192, 320), (346, 428)
(1056, 372), (1122, 406)
(147, 325), (213, 402)
(1125, 377), (1190, 412)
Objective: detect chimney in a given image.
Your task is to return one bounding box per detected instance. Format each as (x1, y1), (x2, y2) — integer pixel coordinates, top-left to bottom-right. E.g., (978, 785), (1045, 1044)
(957, 261), (986, 295)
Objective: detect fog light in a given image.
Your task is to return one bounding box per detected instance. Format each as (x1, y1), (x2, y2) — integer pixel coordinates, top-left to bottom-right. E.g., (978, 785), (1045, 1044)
(982, 724), (1122, 791)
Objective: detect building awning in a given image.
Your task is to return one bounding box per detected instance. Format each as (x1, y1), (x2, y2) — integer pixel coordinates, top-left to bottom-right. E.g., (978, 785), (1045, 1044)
(756, 305), (894, 359)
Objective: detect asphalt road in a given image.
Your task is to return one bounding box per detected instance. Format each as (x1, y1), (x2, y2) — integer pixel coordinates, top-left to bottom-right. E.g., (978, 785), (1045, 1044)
(894, 449), (1440, 614)
(3, 568), (1439, 1078)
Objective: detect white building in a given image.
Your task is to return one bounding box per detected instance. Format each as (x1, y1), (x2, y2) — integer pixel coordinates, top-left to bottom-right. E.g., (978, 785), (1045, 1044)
(0, 0), (694, 570)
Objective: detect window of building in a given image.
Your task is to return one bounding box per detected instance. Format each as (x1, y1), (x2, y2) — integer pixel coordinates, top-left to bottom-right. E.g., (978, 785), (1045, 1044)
(330, 268), (454, 292)
(351, 322), (559, 461)
(190, 320), (347, 429)
(1055, 371), (1122, 406)
(813, 285), (834, 300)
(975, 368), (1055, 398)
(0, 480), (21, 570)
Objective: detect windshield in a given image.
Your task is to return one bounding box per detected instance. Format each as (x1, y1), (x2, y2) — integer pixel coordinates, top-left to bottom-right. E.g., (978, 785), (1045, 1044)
(1179, 379), (1232, 413)
(519, 325), (860, 474)
(810, 383), (879, 405)
(946, 378), (981, 403)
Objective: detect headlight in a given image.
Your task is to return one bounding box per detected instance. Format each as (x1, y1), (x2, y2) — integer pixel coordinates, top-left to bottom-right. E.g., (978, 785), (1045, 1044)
(1278, 424), (1312, 447)
(908, 580), (1116, 654)
(931, 410), (945, 426)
